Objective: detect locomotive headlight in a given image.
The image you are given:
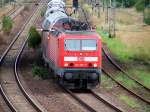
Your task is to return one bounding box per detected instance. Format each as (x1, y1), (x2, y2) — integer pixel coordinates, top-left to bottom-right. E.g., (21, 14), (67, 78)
(64, 57), (78, 61)
(64, 63), (68, 67)
(84, 57), (98, 62)
(93, 63), (98, 67)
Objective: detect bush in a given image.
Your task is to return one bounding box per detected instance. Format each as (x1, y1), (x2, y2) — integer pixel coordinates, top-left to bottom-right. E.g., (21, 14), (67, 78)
(135, 0), (144, 12)
(124, 0), (136, 7)
(144, 18), (150, 25)
(32, 64), (50, 79)
(2, 16), (13, 33)
(144, 8), (150, 25)
(28, 26), (41, 49)
(102, 0), (136, 7)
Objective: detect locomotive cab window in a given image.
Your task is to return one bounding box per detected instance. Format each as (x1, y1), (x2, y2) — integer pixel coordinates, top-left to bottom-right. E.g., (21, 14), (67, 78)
(82, 40), (97, 51)
(64, 39), (97, 51)
(65, 39), (80, 51)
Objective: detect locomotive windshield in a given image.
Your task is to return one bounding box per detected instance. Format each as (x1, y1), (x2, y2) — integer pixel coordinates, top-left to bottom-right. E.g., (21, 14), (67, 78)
(64, 39), (97, 51)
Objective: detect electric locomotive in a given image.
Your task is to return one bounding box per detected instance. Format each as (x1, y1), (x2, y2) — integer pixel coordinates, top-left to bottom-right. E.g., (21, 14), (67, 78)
(41, 0), (102, 89)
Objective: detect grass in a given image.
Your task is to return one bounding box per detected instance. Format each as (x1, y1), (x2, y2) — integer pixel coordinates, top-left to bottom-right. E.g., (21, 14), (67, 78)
(129, 68), (150, 89)
(97, 28), (134, 63)
(102, 74), (150, 111)
(97, 28), (150, 64)
(101, 75), (116, 90)
(119, 94), (140, 108)
(119, 94), (150, 112)
(115, 73), (139, 89)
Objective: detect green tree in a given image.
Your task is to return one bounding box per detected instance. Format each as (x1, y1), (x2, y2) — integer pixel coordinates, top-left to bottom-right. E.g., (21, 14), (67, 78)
(144, 8), (150, 25)
(135, 0), (145, 12)
(28, 26), (41, 49)
(2, 16), (13, 34)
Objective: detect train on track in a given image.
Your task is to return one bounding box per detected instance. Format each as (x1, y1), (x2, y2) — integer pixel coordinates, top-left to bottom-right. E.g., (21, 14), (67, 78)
(41, 0), (102, 89)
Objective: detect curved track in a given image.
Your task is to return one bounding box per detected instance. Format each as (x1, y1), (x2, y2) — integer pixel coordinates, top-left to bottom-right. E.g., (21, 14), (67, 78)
(102, 46), (150, 105)
(102, 45), (150, 91)
(61, 85), (123, 112)
(0, 1), (46, 111)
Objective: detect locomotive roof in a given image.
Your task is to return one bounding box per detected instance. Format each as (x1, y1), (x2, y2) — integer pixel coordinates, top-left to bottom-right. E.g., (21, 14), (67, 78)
(64, 30), (96, 35)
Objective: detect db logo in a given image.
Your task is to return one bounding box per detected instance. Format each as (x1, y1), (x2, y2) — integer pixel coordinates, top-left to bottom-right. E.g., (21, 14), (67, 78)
(78, 57), (84, 61)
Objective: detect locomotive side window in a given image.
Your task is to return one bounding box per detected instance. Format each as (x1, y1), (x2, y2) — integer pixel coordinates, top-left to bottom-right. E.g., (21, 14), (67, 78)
(82, 40), (97, 51)
(65, 40), (80, 51)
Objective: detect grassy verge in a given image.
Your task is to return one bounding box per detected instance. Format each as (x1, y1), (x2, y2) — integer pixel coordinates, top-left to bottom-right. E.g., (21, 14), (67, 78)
(114, 72), (150, 101)
(97, 27), (150, 91)
(97, 28), (150, 64)
(101, 75), (116, 90)
(101, 74), (149, 111)
(119, 94), (140, 108)
(114, 73), (139, 89)
(129, 68), (150, 89)
(97, 28), (134, 63)
(119, 94), (149, 112)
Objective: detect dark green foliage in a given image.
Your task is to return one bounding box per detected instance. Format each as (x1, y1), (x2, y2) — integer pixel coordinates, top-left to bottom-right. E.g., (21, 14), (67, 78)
(135, 0), (144, 11)
(28, 26), (41, 49)
(102, 0), (136, 7)
(32, 64), (50, 79)
(144, 18), (150, 25)
(144, 7), (150, 25)
(2, 16), (13, 33)
(124, 0), (136, 7)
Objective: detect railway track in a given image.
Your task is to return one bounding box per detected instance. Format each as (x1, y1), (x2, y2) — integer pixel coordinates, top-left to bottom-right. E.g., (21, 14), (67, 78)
(0, 6), (24, 31)
(102, 46), (150, 105)
(0, 1), (46, 111)
(102, 45), (150, 91)
(61, 85), (123, 112)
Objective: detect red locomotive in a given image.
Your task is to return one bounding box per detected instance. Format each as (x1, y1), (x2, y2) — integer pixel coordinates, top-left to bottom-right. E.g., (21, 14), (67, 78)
(41, 0), (102, 89)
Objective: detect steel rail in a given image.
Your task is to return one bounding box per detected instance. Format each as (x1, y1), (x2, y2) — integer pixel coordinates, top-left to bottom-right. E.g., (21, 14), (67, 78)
(102, 46), (150, 92)
(0, 1), (43, 111)
(0, 6), (24, 31)
(60, 85), (97, 112)
(102, 69), (150, 105)
(0, 85), (17, 112)
(90, 90), (123, 112)
(14, 38), (46, 112)
(61, 84), (124, 112)
(0, 3), (38, 64)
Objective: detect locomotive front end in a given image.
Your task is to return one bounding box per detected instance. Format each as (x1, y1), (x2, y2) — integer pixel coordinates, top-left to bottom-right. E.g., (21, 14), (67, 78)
(59, 32), (102, 89)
